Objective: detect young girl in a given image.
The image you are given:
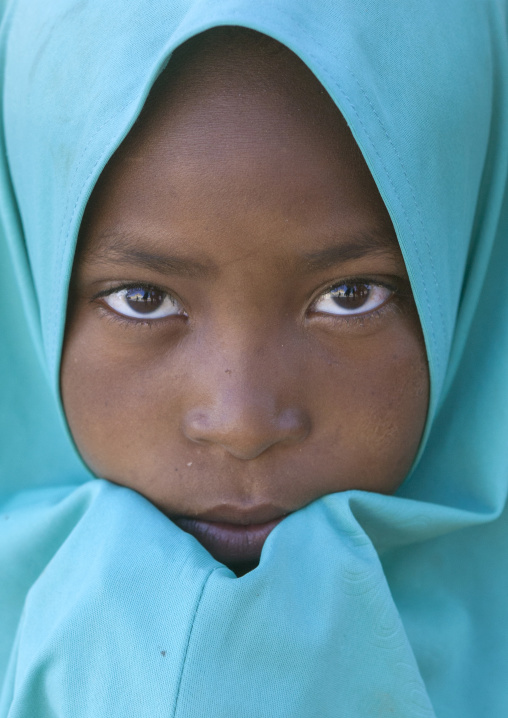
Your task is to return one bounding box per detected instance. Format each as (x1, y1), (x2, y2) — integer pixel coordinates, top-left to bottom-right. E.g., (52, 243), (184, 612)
(1, 1), (507, 716)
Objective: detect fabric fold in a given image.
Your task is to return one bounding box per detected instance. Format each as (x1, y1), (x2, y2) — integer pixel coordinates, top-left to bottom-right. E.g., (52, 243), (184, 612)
(2, 484), (436, 718)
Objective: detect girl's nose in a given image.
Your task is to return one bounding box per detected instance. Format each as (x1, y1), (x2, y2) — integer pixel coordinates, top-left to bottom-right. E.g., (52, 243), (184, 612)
(181, 369), (310, 461)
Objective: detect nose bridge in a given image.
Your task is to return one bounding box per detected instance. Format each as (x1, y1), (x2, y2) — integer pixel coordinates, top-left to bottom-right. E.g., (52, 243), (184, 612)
(181, 325), (309, 460)
(200, 312), (290, 396)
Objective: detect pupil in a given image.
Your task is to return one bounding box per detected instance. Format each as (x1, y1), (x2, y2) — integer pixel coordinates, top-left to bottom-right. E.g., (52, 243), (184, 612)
(125, 288), (164, 314)
(331, 283), (370, 309)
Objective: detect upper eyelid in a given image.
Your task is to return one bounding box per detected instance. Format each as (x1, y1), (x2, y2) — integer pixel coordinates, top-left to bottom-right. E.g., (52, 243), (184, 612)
(311, 277), (398, 303)
(92, 275), (400, 295)
(91, 281), (169, 301)
(91, 282), (188, 316)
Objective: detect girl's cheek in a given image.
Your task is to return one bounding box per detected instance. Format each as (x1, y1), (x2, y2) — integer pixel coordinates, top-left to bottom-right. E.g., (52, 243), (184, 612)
(61, 341), (171, 476)
(318, 314), (428, 484)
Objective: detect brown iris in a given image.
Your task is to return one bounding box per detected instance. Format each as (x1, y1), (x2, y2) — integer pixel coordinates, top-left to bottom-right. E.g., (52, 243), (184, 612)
(125, 288), (165, 314)
(330, 283), (371, 310)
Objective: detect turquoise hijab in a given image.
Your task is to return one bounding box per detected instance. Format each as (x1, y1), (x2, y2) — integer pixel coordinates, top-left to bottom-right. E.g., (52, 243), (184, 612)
(1, 0), (508, 715)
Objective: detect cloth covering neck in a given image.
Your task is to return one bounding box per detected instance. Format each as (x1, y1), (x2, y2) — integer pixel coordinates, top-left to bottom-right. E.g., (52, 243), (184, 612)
(1, 0), (508, 715)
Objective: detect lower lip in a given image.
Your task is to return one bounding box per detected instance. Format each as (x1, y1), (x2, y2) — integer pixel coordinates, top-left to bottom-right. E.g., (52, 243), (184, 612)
(173, 516), (284, 565)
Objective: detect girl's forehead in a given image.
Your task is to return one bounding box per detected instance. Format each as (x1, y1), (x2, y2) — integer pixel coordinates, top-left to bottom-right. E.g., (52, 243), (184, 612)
(121, 28), (356, 160)
(77, 121), (399, 284)
(78, 29), (396, 264)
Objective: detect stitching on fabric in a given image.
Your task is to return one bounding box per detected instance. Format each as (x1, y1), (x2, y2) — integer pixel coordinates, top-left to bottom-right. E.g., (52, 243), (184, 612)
(347, 66), (446, 344)
(335, 86), (440, 363)
(172, 566), (222, 718)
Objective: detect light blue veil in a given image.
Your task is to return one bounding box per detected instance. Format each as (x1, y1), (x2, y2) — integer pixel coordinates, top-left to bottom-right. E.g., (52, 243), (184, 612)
(1, 0), (508, 716)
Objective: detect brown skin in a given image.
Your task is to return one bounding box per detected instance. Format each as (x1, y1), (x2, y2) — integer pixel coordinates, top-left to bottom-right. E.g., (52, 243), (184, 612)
(61, 30), (429, 573)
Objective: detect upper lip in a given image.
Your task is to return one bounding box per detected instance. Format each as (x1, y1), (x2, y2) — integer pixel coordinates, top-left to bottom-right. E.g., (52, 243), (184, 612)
(176, 503), (289, 526)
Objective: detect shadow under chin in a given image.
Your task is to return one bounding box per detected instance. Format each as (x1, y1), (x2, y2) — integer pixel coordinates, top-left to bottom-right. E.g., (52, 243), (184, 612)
(230, 559), (260, 577)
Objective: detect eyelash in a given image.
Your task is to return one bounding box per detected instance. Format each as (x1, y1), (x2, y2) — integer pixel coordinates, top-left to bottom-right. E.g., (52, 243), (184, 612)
(92, 278), (402, 328)
(92, 282), (185, 327)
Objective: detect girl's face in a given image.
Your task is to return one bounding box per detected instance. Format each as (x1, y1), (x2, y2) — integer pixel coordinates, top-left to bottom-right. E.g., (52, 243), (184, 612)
(61, 33), (429, 572)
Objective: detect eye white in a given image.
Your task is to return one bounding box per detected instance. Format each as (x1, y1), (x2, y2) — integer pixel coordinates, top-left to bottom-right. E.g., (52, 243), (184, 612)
(312, 283), (392, 316)
(104, 288), (182, 319)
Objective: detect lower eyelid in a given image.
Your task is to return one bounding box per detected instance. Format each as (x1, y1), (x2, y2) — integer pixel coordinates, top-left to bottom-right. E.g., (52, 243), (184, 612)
(96, 303), (186, 329)
(309, 299), (402, 330)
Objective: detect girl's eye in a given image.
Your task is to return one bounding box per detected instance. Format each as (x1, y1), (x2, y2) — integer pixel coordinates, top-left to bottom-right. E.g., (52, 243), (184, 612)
(312, 282), (392, 316)
(103, 287), (183, 319)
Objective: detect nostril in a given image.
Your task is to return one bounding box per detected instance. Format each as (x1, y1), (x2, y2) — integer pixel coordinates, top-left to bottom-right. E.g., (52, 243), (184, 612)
(277, 408), (310, 443)
(181, 406), (310, 460)
(182, 410), (214, 446)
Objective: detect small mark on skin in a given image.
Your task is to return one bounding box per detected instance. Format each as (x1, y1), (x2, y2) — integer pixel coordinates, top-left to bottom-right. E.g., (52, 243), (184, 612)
(187, 462), (192, 467)
(161, 650), (166, 657)
(225, 368), (232, 375)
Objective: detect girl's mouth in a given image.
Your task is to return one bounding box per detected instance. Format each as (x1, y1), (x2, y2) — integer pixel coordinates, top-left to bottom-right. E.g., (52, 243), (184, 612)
(172, 516), (285, 566)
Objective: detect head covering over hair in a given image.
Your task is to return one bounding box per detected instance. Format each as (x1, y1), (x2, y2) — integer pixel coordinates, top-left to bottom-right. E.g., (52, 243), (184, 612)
(1, 1), (508, 716)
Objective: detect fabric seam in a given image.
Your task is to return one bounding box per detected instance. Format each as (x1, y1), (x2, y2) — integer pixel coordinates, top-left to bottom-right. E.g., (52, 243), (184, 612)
(172, 565), (222, 718)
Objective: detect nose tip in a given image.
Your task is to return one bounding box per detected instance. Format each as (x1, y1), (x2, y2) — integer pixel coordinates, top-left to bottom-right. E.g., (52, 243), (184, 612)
(182, 406), (310, 460)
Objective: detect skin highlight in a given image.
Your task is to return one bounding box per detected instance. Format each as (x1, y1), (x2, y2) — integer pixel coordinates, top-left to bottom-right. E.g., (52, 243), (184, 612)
(60, 29), (429, 574)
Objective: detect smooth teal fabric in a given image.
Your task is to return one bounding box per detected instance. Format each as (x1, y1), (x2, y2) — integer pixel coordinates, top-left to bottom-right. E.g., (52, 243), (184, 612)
(1, 1), (508, 716)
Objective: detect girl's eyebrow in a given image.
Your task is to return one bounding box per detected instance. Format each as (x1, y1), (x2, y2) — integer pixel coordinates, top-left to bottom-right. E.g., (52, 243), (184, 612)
(81, 231), (217, 279)
(302, 229), (401, 272)
(81, 227), (400, 278)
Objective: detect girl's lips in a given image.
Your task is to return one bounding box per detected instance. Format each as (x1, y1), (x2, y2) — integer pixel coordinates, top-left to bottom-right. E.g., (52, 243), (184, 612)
(173, 516), (284, 565)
